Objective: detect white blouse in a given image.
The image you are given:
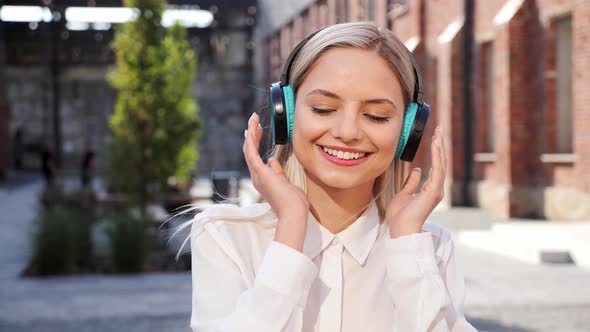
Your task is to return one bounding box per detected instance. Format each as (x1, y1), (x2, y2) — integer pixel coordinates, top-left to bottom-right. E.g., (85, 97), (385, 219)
(189, 200), (478, 332)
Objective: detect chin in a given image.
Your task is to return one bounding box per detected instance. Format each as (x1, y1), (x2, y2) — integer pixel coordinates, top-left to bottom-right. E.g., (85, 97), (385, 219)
(307, 168), (376, 191)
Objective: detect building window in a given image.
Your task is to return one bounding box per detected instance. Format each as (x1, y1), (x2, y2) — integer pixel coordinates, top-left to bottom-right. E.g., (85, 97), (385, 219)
(391, 0), (409, 19)
(358, 0), (376, 21)
(386, 0), (409, 28)
(555, 16), (573, 153)
(368, 0), (376, 21)
(302, 9), (309, 35)
(335, 0), (344, 22)
(478, 41), (494, 152)
(387, 0), (395, 29)
(318, 0), (329, 28)
(280, 23), (292, 60)
(343, 0), (349, 21)
(268, 33), (281, 80)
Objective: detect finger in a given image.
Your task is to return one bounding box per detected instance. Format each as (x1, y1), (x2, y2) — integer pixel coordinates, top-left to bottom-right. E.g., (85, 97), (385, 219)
(431, 126), (446, 201)
(268, 158), (285, 177)
(256, 123), (263, 148)
(400, 168), (421, 195)
(243, 129), (257, 184)
(420, 130), (438, 190)
(439, 126), (447, 172)
(244, 113), (265, 174)
(422, 127), (443, 197)
(435, 126), (446, 189)
(251, 113), (264, 153)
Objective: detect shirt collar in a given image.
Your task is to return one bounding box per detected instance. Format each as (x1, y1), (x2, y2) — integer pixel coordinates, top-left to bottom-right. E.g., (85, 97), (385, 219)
(302, 200), (381, 265)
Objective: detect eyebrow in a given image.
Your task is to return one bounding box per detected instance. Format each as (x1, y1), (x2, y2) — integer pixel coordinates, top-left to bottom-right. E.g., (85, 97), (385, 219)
(306, 88), (399, 111)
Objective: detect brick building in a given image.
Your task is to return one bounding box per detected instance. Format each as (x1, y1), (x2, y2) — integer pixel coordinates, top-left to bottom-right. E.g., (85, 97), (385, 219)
(255, 0), (590, 220)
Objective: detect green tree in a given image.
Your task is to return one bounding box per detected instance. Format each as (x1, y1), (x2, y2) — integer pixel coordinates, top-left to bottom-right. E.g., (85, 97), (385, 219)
(108, 0), (202, 218)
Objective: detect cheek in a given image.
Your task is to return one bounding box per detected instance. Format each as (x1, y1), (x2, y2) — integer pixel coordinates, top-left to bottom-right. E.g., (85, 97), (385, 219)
(292, 108), (323, 142)
(374, 123), (402, 153)
(292, 109), (318, 162)
(368, 126), (401, 170)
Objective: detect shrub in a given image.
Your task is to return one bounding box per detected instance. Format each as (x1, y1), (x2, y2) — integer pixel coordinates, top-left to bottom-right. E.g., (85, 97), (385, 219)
(25, 188), (97, 276)
(29, 206), (75, 276)
(105, 209), (149, 273)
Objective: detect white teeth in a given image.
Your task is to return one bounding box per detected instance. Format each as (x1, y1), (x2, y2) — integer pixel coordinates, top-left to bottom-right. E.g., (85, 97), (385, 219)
(321, 146), (367, 160)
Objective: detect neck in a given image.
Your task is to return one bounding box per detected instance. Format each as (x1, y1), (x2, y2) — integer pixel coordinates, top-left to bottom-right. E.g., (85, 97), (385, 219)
(306, 175), (374, 234)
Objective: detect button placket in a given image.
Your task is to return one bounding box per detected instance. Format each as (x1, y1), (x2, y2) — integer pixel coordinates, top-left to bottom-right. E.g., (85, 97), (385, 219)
(318, 238), (344, 331)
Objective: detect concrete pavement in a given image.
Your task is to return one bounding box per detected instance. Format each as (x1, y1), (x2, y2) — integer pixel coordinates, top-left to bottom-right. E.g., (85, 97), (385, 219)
(430, 207), (590, 332)
(1, 175), (589, 331)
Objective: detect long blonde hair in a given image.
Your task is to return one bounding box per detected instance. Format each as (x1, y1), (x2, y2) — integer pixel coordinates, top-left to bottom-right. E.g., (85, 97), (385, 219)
(172, 22), (415, 258)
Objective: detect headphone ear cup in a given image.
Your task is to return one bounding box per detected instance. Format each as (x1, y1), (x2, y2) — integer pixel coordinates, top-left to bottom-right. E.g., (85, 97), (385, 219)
(270, 82), (288, 145)
(395, 102), (419, 159)
(281, 85), (296, 143)
(398, 102), (430, 162)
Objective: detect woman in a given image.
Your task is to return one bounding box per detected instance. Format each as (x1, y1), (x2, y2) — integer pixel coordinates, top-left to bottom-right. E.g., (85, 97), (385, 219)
(179, 22), (478, 332)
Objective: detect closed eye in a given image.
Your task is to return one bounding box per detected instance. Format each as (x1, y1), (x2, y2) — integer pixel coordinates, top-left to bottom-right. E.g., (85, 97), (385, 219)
(365, 114), (390, 123)
(311, 107), (335, 115)
(312, 108), (390, 123)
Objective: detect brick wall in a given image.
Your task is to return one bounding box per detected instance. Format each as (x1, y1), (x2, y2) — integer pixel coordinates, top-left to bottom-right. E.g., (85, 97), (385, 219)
(257, 0), (590, 219)
(572, 0), (590, 192)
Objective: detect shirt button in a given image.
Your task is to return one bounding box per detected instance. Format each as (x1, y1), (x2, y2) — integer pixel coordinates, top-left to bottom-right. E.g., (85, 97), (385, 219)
(333, 238), (339, 245)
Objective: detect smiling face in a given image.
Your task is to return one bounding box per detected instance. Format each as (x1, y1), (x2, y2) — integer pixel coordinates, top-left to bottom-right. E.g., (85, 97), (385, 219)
(292, 47), (405, 192)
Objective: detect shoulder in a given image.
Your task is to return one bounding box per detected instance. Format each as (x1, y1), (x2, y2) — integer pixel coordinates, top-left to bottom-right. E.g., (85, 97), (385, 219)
(190, 202), (277, 270)
(192, 202), (277, 234)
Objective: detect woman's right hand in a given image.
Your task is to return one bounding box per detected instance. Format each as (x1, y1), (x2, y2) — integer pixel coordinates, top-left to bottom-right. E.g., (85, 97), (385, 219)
(243, 112), (309, 252)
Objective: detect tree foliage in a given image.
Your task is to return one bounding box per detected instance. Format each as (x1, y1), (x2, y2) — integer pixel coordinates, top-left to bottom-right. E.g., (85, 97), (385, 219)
(108, 0), (202, 214)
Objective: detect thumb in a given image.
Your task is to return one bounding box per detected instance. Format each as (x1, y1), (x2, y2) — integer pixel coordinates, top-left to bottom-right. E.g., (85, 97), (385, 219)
(400, 168), (421, 195)
(268, 158), (286, 177)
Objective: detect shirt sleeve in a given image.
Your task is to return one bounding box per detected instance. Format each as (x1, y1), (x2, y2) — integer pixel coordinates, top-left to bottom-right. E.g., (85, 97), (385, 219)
(384, 229), (479, 332)
(190, 222), (319, 332)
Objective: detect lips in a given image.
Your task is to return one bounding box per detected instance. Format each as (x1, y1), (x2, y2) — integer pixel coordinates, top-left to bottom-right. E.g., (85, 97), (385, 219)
(319, 144), (370, 154)
(317, 145), (372, 166)
(320, 146), (367, 160)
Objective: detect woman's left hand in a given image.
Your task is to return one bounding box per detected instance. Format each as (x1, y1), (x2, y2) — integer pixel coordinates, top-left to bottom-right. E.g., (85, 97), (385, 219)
(385, 125), (447, 238)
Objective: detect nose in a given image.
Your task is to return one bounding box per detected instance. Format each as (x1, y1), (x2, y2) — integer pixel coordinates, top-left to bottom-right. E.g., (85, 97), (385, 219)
(330, 110), (363, 142)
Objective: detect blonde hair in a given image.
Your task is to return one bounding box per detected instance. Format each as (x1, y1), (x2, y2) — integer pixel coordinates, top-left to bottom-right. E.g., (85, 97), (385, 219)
(172, 22), (414, 259)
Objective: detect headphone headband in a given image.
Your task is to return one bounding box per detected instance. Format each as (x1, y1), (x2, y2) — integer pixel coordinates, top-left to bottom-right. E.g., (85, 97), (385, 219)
(279, 28), (323, 86)
(270, 24), (430, 162)
(278, 27), (423, 105)
(408, 51), (424, 105)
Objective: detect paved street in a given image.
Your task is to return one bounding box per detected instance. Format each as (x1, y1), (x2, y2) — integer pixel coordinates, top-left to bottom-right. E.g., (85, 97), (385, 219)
(1, 174), (589, 331)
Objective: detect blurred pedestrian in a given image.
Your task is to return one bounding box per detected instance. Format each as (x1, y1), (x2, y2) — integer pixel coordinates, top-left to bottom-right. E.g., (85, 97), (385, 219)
(13, 127), (24, 170)
(80, 141), (95, 189)
(41, 143), (56, 187)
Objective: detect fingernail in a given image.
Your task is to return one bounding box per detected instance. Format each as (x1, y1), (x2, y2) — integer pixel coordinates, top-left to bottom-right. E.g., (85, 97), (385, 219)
(258, 123), (262, 130)
(244, 129), (247, 138)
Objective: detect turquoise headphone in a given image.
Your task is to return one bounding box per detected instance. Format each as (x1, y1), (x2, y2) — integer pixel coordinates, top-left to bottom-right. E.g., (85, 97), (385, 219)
(269, 27), (430, 162)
